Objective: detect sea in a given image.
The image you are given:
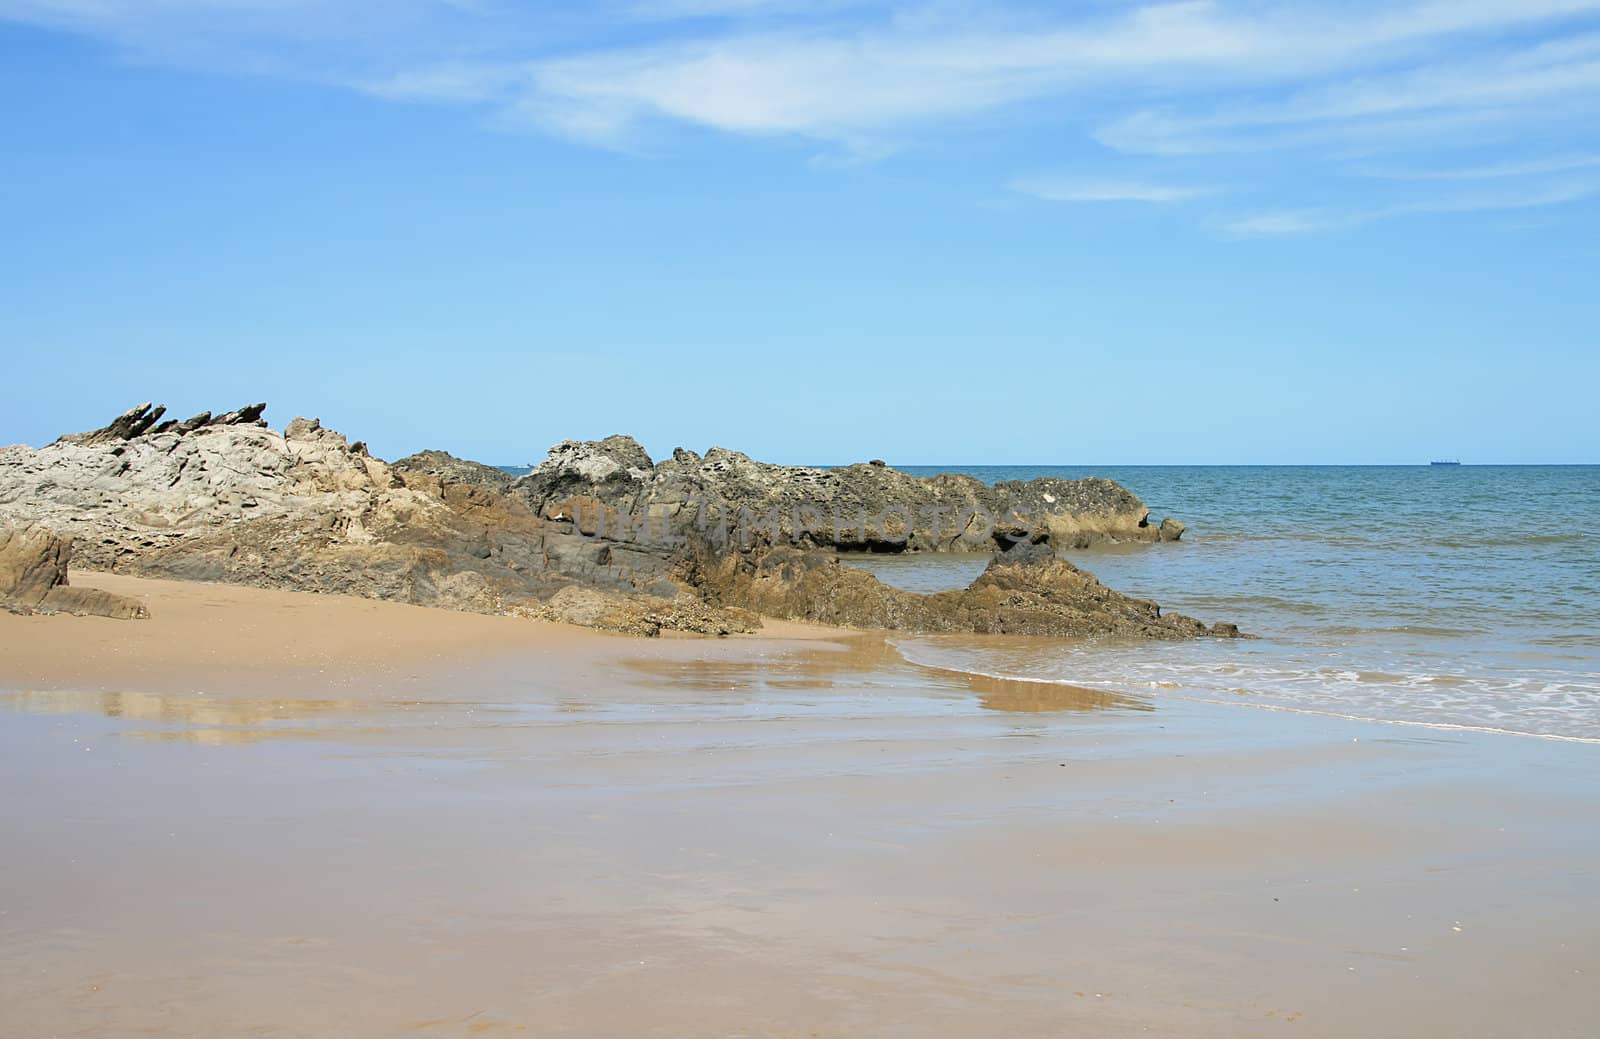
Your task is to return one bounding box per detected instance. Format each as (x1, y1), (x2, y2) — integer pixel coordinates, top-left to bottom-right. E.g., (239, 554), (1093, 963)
(502, 462), (1600, 742)
(860, 465), (1600, 743)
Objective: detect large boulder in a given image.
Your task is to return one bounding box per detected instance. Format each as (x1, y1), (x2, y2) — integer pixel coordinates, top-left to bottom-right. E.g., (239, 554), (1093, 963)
(0, 527), (149, 619)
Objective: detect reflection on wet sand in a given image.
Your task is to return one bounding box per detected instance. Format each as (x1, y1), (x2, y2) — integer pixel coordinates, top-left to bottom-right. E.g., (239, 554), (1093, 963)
(0, 689), (388, 745)
(621, 631), (1154, 715)
(2, 632), (1156, 755)
(5, 581), (1600, 1038)
(963, 673), (1153, 713)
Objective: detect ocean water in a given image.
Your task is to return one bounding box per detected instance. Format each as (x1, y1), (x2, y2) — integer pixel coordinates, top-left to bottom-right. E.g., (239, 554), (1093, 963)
(848, 465), (1600, 742)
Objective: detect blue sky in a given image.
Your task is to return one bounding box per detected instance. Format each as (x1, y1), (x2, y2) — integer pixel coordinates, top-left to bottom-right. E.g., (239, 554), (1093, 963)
(2, 1), (1598, 464)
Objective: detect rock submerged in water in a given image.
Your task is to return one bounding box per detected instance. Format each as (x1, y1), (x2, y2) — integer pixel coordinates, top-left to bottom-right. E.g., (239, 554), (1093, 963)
(684, 529), (1240, 639)
(0, 401), (1241, 639)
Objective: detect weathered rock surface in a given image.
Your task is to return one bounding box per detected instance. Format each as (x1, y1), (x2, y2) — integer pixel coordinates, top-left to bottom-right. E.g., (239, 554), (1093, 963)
(534, 585), (761, 638)
(0, 526), (149, 619)
(392, 450), (514, 493)
(55, 401), (269, 447)
(0, 402), (1239, 640)
(684, 532), (1235, 639)
(514, 436), (1183, 552)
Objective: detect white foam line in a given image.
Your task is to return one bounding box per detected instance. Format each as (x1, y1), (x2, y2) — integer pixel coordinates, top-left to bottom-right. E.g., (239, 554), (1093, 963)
(1167, 695), (1600, 745)
(892, 646), (1600, 746)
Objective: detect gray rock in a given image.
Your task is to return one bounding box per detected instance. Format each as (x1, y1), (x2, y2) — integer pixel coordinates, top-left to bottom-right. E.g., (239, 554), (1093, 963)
(513, 436), (1184, 553)
(0, 402), (1236, 639)
(55, 402), (168, 445)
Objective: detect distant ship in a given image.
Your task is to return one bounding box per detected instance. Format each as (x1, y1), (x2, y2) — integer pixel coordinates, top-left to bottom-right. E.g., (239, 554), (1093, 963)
(1430, 459), (1462, 466)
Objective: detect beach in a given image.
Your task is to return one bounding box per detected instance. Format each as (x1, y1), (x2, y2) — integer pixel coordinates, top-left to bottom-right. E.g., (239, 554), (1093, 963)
(3, 573), (1597, 1037)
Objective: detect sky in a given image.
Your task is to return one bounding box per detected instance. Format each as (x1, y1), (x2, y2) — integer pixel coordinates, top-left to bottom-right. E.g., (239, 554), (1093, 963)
(2, 1), (1598, 465)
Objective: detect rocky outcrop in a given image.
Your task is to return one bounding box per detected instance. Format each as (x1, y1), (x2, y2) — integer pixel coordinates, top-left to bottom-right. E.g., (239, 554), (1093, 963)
(392, 450), (514, 493)
(0, 402), (1237, 640)
(55, 401), (268, 446)
(685, 532), (1238, 639)
(0, 527), (149, 619)
(0, 406), (683, 617)
(533, 585), (761, 638)
(514, 436), (1182, 552)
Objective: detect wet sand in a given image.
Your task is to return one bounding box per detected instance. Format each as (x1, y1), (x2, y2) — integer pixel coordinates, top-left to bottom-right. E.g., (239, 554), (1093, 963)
(2, 574), (1597, 1037)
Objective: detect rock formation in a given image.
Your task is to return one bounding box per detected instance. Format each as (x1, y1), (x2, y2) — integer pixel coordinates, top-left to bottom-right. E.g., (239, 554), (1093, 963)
(683, 532), (1237, 639)
(0, 402), (1240, 639)
(391, 450), (515, 493)
(515, 436), (1185, 552)
(0, 526), (149, 619)
(54, 401), (269, 447)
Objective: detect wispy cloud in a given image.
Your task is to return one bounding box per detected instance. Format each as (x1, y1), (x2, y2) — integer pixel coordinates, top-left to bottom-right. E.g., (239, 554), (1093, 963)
(1224, 179), (1600, 235)
(1095, 32), (1600, 156)
(501, 3), (1600, 146)
(621, 0), (871, 22)
(1222, 210), (1344, 236)
(1009, 176), (1218, 204)
(1367, 153), (1600, 179)
(4, 0), (1600, 233)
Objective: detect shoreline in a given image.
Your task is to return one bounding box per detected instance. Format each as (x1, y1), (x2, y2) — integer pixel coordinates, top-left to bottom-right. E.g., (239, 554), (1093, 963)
(4, 571), (1598, 1037)
(5, 570), (1596, 746)
(0, 570), (853, 696)
(896, 650), (1600, 745)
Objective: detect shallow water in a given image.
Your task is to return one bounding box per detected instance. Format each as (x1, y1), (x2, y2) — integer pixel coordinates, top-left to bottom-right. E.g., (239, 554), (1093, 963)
(5, 633), (1599, 1038)
(848, 465), (1600, 741)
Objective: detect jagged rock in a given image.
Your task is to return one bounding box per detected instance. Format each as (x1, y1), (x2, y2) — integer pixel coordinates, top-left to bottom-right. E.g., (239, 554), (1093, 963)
(512, 436), (1182, 553)
(212, 403), (268, 427)
(517, 435), (658, 511)
(392, 450), (514, 493)
(0, 401), (1236, 639)
(0, 403), (685, 615)
(686, 532), (1242, 639)
(1158, 517), (1186, 542)
(0, 525), (67, 604)
(55, 402), (168, 445)
(0, 526), (149, 619)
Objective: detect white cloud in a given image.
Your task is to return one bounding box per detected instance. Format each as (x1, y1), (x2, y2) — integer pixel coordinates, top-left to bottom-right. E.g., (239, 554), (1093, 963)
(621, 0), (870, 22)
(1369, 153), (1600, 179)
(1222, 210), (1343, 236)
(1223, 179), (1600, 234)
(130, 1), (1565, 147)
(5, 0), (1600, 232)
(1096, 33), (1600, 155)
(1010, 176), (1217, 203)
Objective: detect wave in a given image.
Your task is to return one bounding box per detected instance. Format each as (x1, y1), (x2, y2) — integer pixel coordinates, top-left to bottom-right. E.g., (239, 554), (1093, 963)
(892, 639), (1600, 745)
(1318, 623), (1488, 638)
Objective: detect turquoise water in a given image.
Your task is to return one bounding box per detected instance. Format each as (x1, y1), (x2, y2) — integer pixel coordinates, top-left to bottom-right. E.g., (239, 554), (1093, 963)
(855, 466), (1600, 741)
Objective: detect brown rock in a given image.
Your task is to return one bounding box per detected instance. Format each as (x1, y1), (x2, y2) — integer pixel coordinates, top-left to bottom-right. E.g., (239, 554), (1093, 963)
(0, 527), (149, 619)
(1, 401), (1236, 639)
(686, 532), (1242, 639)
(536, 585), (760, 637)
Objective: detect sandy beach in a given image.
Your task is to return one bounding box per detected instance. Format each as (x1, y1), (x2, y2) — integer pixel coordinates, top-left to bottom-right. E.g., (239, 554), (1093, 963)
(3, 573), (1598, 1038)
